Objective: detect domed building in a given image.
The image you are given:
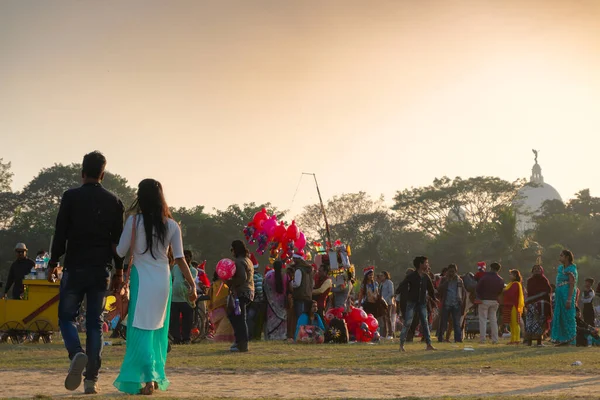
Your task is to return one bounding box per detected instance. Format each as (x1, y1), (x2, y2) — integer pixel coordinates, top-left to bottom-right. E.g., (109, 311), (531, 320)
(446, 205), (467, 224)
(513, 151), (563, 234)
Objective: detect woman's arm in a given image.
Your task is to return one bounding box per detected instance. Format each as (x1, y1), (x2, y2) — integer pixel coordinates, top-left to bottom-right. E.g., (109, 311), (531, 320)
(567, 274), (575, 309)
(115, 215), (134, 258)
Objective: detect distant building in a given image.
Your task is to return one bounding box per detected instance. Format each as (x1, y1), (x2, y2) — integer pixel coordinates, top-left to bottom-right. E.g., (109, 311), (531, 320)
(513, 151), (563, 234)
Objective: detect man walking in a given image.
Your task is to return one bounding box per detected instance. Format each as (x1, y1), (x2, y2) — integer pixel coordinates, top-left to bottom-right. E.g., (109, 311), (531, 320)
(475, 262), (504, 344)
(398, 256), (436, 352)
(48, 151), (124, 394)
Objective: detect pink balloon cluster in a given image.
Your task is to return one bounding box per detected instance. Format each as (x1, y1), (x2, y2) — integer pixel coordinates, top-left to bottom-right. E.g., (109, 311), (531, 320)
(243, 209), (307, 259)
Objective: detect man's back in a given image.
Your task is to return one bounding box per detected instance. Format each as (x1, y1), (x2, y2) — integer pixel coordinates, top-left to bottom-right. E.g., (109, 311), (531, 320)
(51, 183), (124, 269)
(476, 271), (505, 301)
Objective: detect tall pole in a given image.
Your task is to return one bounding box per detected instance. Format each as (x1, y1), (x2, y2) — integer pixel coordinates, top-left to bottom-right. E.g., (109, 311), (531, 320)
(303, 173), (332, 247)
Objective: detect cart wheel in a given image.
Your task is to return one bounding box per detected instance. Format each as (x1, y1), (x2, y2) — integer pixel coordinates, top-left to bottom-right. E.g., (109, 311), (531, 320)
(27, 320), (53, 335)
(0, 321), (27, 344)
(41, 334), (53, 344)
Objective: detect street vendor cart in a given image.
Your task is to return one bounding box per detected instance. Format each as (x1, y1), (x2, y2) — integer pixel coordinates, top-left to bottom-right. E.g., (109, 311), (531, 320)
(0, 279), (60, 344)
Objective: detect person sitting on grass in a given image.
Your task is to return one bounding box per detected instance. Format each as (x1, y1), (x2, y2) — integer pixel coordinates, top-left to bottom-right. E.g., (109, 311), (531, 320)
(575, 306), (600, 347)
(295, 300), (325, 344)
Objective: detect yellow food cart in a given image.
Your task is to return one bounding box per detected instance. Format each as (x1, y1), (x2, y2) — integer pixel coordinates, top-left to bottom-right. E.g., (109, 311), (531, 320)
(0, 279), (60, 344)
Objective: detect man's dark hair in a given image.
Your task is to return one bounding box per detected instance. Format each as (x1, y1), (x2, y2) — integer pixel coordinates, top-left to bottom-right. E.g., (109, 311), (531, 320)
(82, 151), (106, 179)
(490, 262), (501, 272)
(413, 256), (428, 269)
(447, 263), (458, 272)
(36, 250), (46, 256)
(184, 250), (193, 259)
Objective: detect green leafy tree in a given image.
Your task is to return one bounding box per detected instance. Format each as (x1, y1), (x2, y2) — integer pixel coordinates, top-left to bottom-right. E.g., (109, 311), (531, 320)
(11, 164), (136, 253)
(393, 176), (524, 236)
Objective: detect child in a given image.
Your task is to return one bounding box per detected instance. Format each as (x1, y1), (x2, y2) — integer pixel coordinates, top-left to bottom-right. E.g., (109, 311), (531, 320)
(582, 278), (596, 327)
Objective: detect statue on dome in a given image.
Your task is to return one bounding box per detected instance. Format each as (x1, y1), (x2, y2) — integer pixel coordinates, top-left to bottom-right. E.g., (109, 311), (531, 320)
(532, 149), (539, 164)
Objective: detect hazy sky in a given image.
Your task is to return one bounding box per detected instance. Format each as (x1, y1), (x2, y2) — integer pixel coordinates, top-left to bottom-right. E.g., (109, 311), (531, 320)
(1, 0), (599, 217)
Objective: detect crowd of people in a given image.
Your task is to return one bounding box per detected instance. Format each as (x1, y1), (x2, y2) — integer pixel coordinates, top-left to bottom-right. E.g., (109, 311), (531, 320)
(2, 150), (599, 397)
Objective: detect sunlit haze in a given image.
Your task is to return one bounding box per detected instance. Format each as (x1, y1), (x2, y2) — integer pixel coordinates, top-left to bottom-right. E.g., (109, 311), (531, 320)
(1, 0), (599, 217)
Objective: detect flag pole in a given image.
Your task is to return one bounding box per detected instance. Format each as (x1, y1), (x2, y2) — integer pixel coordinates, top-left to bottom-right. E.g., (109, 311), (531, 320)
(302, 173), (332, 247)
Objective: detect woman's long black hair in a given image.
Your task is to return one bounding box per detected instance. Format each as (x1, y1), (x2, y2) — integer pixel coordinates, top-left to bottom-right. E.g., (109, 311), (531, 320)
(273, 260), (284, 294)
(129, 178), (171, 259)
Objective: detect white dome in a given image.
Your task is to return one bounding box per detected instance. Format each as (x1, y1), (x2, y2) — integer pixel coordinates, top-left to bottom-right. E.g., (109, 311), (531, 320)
(514, 182), (562, 234)
(446, 206), (467, 224)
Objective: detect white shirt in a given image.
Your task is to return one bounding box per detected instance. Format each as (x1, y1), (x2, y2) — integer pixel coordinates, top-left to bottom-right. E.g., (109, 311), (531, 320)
(117, 215), (184, 330)
(292, 269), (302, 288)
(583, 289), (595, 304)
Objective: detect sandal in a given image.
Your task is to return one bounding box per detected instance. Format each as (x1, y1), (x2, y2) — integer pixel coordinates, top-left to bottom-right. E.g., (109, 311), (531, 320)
(140, 382), (155, 395)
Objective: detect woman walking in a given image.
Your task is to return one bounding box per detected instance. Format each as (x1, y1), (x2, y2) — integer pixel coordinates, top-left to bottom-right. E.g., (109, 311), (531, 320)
(114, 179), (197, 395)
(551, 249), (578, 346)
(263, 261), (289, 340)
(503, 269), (524, 345)
(524, 265), (552, 346)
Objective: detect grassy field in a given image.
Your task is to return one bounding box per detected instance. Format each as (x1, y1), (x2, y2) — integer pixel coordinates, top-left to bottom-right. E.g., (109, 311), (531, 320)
(2, 339), (600, 399)
(1, 338), (600, 375)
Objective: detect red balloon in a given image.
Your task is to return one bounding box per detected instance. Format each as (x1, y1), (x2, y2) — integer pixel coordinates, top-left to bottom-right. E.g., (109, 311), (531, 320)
(216, 258), (236, 280)
(366, 314), (379, 332)
(286, 220), (299, 241)
(262, 215), (278, 238)
(294, 232), (307, 250)
(252, 208), (269, 230)
(273, 222), (287, 243)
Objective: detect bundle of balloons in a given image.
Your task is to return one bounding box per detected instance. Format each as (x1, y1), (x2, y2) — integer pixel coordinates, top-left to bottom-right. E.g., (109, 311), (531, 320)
(242, 208), (307, 261)
(325, 305), (379, 343)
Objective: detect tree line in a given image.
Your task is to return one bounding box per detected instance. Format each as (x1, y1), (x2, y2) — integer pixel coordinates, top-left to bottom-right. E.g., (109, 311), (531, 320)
(1, 158), (599, 286)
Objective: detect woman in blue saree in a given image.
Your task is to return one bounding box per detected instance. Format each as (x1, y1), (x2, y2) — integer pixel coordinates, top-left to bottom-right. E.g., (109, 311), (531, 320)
(551, 249), (578, 346)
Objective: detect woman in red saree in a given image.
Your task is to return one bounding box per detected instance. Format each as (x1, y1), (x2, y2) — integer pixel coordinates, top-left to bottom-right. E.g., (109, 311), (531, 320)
(503, 269), (524, 345)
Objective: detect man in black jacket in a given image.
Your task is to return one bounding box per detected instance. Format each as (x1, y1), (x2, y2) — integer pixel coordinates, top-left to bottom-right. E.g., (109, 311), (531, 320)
(48, 151), (124, 394)
(398, 256), (436, 352)
(3, 243), (35, 299)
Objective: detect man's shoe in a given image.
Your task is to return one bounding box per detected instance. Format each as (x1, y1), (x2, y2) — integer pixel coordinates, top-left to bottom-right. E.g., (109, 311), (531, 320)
(230, 343), (238, 351)
(426, 344), (437, 351)
(399, 342), (406, 352)
(65, 352), (88, 391)
(84, 380), (99, 394)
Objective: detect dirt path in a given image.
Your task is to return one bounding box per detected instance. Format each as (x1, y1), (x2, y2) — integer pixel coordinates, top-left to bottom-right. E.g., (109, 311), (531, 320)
(1, 370), (598, 398)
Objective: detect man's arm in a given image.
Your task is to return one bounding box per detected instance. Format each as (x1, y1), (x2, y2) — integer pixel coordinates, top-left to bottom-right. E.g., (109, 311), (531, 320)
(397, 275), (410, 294)
(476, 277), (485, 299)
(427, 276), (436, 300)
(313, 278), (332, 295)
(292, 269), (302, 289)
(3, 263), (15, 296)
(50, 191), (71, 266)
(111, 199), (125, 270)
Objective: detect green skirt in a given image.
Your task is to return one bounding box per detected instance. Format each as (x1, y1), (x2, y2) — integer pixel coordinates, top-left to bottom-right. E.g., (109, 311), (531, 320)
(113, 266), (172, 394)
